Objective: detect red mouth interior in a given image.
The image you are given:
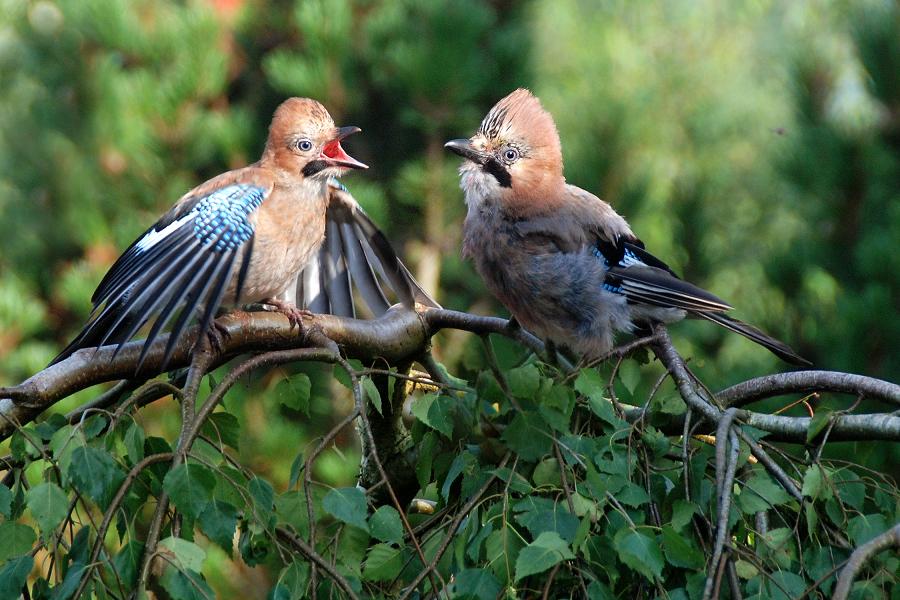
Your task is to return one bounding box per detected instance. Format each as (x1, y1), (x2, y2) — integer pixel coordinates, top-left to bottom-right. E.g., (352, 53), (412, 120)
(322, 140), (351, 162)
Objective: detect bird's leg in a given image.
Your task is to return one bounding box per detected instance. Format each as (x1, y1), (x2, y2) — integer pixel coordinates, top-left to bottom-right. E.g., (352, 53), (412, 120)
(261, 297), (313, 331)
(544, 339), (560, 367)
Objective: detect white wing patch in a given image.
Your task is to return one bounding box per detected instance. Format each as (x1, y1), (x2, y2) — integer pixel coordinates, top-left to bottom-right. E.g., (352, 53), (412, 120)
(136, 214), (194, 251)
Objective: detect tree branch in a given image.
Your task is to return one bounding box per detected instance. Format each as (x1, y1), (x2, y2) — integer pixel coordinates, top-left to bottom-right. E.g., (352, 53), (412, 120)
(718, 371), (900, 407)
(832, 523), (900, 600)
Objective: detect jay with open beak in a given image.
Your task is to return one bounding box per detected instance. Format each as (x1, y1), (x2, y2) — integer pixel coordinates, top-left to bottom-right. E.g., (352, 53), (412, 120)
(53, 97), (369, 368)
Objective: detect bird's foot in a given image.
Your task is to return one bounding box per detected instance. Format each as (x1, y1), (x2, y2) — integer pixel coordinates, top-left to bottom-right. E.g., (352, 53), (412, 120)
(262, 298), (313, 331)
(205, 319), (232, 354)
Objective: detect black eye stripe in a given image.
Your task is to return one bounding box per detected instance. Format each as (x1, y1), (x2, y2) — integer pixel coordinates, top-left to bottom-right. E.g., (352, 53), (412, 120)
(483, 159), (512, 188)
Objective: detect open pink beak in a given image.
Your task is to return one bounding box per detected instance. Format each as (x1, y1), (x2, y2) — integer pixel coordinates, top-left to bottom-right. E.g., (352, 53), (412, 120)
(321, 126), (367, 170)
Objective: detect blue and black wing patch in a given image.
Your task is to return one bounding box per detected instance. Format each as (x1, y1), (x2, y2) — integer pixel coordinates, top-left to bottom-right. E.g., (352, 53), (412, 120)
(52, 183), (268, 369)
(595, 239), (732, 312)
(595, 237), (810, 365)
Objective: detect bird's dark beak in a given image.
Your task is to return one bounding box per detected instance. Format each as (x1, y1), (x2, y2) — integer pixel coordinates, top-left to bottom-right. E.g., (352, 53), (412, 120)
(444, 139), (489, 165)
(321, 126), (368, 170)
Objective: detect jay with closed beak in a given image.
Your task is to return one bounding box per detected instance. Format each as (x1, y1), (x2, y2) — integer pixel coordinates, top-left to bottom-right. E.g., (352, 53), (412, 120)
(53, 97), (368, 369)
(446, 88), (810, 366)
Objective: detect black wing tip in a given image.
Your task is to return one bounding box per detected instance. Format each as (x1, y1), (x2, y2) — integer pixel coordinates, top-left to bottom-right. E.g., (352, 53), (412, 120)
(701, 313), (812, 367)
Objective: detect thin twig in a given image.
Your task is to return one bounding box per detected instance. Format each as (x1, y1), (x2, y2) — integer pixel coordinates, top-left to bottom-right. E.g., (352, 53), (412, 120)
(275, 527), (361, 600)
(72, 453), (174, 599)
(398, 454), (509, 600)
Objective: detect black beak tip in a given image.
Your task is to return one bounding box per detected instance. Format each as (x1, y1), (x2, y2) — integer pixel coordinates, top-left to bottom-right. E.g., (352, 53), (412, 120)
(444, 139), (471, 157)
(338, 125), (362, 139)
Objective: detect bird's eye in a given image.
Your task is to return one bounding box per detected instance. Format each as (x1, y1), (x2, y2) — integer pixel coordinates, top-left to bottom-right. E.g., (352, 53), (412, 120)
(296, 139), (313, 152)
(503, 148), (520, 162)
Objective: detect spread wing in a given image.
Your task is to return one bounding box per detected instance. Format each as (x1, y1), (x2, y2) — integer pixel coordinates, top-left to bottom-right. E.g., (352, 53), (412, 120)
(52, 180), (271, 369)
(288, 179), (439, 317)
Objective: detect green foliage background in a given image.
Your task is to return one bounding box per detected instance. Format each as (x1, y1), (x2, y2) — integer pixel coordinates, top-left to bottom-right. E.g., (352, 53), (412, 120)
(0, 0), (897, 597)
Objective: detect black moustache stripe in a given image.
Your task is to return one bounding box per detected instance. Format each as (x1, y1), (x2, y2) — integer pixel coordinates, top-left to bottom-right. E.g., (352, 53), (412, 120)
(302, 160), (329, 177)
(483, 159), (512, 188)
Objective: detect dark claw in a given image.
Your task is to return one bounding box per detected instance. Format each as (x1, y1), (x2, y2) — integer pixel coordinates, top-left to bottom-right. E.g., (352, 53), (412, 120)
(205, 319), (231, 354)
(262, 298), (313, 332)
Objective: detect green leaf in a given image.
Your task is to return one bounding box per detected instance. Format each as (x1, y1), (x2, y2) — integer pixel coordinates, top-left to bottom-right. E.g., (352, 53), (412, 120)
(661, 525), (705, 569)
(288, 452), (304, 490)
(249, 477), (275, 514)
(801, 464), (831, 500)
(201, 412), (241, 451)
(369, 506), (403, 543)
(26, 482), (68, 535)
(123, 422), (145, 464)
(489, 467), (533, 494)
(0, 484), (13, 519)
(537, 384), (575, 432)
(442, 451), (478, 500)
(271, 560), (310, 600)
(848, 514), (888, 546)
(68, 446), (125, 508)
(532, 458), (562, 488)
(613, 528), (663, 581)
(650, 392), (686, 416)
(415, 432), (437, 489)
(199, 500), (238, 555)
(410, 393), (454, 438)
(833, 469), (865, 510)
(514, 531), (575, 581)
(485, 527), (524, 583)
(765, 570), (807, 600)
(760, 528), (796, 569)
(449, 567), (502, 600)
(806, 407), (834, 442)
(276, 373), (311, 416)
(159, 537), (206, 572)
(159, 568), (214, 600)
(113, 541), (144, 589)
(0, 522), (36, 562)
(670, 500), (699, 532)
(48, 561), (88, 600)
(586, 580), (615, 600)
(507, 364), (541, 398)
(501, 411), (552, 461)
(322, 487), (369, 532)
(617, 482), (650, 507)
(362, 543), (403, 581)
(275, 491), (311, 537)
(577, 370), (627, 427)
(738, 471), (792, 514)
(734, 559), (758, 579)
(513, 497), (579, 543)
(163, 463), (217, 520)
(362, 377), (382, 415)
(617, 361), (641, 395)
(80, 415), (107, 439)
(0, 556), (33, 599)
(574, 368), (605, 402)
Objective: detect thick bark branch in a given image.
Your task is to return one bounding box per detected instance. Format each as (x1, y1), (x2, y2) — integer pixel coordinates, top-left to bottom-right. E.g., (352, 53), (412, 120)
(0, 307), (429, 441)
(2, 307), (898, 448)
(832, 523), (900, 600)
(717, 371), (900, 407)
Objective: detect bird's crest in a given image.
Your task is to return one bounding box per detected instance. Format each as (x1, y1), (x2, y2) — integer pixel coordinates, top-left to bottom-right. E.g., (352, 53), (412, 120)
(267, 98), (333, 150)
(479, 89), (561, 160)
